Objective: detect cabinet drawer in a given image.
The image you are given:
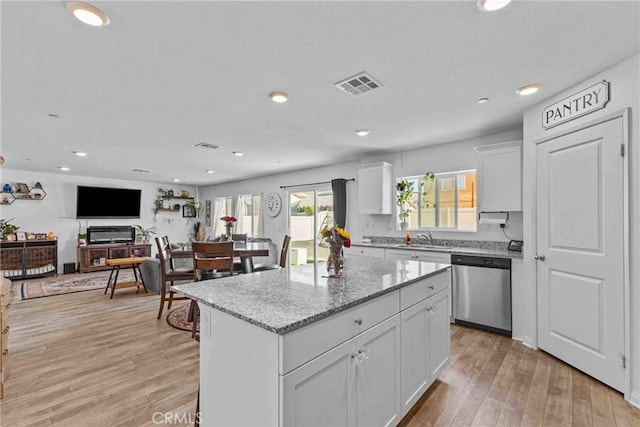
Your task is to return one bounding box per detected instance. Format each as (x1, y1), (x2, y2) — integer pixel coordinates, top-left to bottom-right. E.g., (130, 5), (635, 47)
(400, 270), (450, 311)
(347, 247), (385, 258)
(281, 290), (399, 374)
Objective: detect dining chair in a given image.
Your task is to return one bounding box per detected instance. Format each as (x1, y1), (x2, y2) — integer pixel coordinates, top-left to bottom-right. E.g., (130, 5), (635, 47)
(253, 234), (291, 271)
(189, 241), (235, 338)
(155, 237), (194, 319)
(231, 233), (247, 272)
(231, 233), (247, 243)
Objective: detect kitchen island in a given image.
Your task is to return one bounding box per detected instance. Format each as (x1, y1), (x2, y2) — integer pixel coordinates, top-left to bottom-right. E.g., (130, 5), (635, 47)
(173, 256), (451, 426)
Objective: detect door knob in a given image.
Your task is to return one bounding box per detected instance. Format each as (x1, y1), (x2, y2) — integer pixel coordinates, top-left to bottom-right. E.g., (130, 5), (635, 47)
(534, 254), (546, 261)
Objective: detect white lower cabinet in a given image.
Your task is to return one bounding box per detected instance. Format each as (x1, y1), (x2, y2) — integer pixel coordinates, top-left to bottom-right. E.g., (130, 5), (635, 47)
(400, 287), (451, 416)
(283, 315), (402, 427)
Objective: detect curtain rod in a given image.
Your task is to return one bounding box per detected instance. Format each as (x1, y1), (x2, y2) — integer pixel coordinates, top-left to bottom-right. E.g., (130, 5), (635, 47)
(280, 178), (355, 189)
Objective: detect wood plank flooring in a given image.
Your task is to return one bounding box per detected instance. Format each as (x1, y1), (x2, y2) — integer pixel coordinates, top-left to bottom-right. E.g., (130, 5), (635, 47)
(2, 275), (639, 426)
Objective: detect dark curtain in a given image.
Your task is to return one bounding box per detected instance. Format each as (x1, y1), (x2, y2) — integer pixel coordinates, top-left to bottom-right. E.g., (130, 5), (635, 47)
(332, 179), (347, 229)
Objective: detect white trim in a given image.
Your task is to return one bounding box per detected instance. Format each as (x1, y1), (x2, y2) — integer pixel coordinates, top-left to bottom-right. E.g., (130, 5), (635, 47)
(530, 108), (631, 401)
(630, 391), (640, 410)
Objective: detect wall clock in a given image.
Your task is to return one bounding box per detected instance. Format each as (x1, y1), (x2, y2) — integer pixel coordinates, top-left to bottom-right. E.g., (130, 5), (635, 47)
(265, 192), (282, 217)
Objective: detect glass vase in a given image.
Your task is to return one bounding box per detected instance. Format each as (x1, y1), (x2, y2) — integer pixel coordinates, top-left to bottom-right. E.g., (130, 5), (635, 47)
(225, 224), (233, 240)
(326, 244), (345, 278)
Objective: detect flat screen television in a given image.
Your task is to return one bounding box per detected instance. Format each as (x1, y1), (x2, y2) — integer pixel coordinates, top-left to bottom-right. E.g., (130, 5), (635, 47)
(76, 186), (142, 219)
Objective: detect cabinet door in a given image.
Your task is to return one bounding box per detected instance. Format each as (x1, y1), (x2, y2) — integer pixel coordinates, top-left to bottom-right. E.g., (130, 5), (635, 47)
(428, 289), (451, 380)
(358, 162), (393, 214)
(355, 314), (401, 427)
(476, 142), (522, 211)
(400, 300), (429, 416)
(109, 247), (128, 259)
(88, 248), (108, 267)
(282, 339), (356, 427)
(413, 251), (450, 264)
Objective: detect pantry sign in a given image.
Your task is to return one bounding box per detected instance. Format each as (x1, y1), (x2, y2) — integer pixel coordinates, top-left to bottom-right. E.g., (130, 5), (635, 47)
(542, 80), (609, 129)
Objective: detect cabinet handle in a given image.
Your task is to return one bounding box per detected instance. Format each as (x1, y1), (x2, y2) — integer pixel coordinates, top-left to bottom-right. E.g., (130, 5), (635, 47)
(354, 318), (363, 326)
(428, 285), (435, 290)
(1, 327), (7, 335)
(2, 349), (7, 356)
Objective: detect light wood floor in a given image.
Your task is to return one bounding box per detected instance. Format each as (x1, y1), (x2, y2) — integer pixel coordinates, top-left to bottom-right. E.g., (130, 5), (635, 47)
(2, 275), (640, 426)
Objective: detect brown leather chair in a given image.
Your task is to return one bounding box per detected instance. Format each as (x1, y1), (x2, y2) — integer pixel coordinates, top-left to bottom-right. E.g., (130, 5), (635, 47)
(189, 241), (235, 338)
(155, 237), (194, 319)
(231, 233), (247, 243)
(253, 234), (291, 271)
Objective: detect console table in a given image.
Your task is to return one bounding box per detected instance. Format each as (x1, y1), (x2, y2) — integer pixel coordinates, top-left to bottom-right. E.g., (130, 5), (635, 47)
(77, 243), (151, 273)
(0, 239), (58, 279)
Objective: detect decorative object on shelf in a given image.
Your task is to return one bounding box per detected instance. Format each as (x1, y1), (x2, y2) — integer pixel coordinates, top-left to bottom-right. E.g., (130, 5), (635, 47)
(265, 192), (282, 217)
(2, 184), (10, 193)
(47, 231), (55, 239)
(180, 190), (190, 198)
(320, 225), (351, 278)
(0, 218), (19, 240)
(134, 225), (157, 244)
(35, 233), (46, 240)
(220, 216), (237, 240)
(16, 231), (27, 241)
(15, 182), (29, 193)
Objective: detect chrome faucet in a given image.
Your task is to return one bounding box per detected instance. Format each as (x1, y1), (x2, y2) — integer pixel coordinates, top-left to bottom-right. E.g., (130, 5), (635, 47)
(416, 230), (433, 244)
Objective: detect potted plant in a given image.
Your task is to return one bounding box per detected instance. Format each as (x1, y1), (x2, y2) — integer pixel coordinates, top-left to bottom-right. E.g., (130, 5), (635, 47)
(0, 218), (19, 240)
(134, 225), (157, 244)
(396, 179), (414, 230)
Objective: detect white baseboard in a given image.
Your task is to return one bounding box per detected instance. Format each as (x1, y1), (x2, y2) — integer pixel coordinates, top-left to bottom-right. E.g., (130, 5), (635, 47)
(629, 391), (640, 409)
(522, 335), (537, 350)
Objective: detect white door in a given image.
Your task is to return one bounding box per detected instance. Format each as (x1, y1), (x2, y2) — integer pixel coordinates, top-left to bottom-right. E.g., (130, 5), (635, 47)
(400, 299), (430, 416)
(282, 338), (356, 426)
(355, 315), (401, 427)
(428, 289), (451, 380)
(536, 117), (625, 392)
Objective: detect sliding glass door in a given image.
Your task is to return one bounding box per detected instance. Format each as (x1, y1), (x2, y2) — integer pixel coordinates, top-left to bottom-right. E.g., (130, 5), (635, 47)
(288, 188), (333, 265)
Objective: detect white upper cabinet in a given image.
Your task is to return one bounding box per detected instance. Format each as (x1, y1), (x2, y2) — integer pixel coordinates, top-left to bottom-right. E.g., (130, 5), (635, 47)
(475, 141), (523, 211)
(358, 162), (393, 214)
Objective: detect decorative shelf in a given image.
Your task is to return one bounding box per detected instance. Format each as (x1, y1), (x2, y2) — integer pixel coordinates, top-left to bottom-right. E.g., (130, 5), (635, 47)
(1, 183), (47, 203)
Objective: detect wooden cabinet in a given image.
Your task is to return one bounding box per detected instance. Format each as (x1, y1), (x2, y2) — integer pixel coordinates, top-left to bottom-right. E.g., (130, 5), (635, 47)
(358, 162), (393, 214)
(77, 243), (151, 273)
(0, 239), (57, 279)
(475, 140), (523, 211)
(0, 278), (10, 398)
(400, 285), (450, 416)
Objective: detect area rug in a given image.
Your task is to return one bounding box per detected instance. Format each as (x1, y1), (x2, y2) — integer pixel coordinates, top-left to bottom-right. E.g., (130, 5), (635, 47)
(167, 303), (199, 333)
(20, 271), (135, 300)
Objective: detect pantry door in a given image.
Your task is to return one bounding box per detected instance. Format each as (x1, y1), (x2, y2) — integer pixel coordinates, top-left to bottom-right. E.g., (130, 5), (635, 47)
(536, 116), (626, 392)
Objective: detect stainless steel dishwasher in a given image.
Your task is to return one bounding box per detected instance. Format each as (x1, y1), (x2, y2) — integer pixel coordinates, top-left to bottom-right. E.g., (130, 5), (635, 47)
(451, 254), (511, 336)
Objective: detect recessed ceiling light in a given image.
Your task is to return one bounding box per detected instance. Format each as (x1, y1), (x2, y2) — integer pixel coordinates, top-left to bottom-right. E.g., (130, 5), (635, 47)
(172, 178), (180, 182)
(72, 151), (88, 157)
(354, 129), (370, 136)
(206, 170), (215, 174)
(269, 92), (288, 103)
(59, 166), (70, 171)
(66, 2), (110, 27)
(477, 98), (490, 104)
(233, 151), (244, 157)
(477, 0), (512, 12)
(516, 83), (542, 96)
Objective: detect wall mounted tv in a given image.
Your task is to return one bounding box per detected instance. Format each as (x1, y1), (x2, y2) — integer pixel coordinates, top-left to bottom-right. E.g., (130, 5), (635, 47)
(76, 186), (142, 219)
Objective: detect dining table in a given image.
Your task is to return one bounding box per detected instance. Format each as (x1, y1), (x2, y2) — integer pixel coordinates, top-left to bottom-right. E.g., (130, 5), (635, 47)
(170, 241), (270, 274)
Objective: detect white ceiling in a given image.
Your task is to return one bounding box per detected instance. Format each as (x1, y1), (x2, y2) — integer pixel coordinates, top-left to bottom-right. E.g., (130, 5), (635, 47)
(2, 1), (639, 185)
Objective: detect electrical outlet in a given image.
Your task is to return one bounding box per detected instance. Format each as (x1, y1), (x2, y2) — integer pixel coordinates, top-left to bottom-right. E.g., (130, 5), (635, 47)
(202, 310), (211, 336)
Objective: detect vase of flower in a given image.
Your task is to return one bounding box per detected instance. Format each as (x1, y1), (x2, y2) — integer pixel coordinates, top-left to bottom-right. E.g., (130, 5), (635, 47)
(225, 223), (233, 240)
(326, 243), (345, 278)
(220, 216), (237, 241)
(319, 224), (350, 278)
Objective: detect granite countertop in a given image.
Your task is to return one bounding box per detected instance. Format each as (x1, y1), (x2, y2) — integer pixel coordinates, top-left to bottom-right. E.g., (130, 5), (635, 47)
(352, 240), (523, 259)
(172, 257), (450, 335)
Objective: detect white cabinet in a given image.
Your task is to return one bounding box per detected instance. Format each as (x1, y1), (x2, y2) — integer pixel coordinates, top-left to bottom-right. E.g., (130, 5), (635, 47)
(475, 140), (522, 211)
(385, 249), (451, 264)
(346, 246), (386, 258)
(359, 162), (393, 214)
(283, 315), (402, 427)
(400, 287), (451, 416)
(282, 339), (356, 426)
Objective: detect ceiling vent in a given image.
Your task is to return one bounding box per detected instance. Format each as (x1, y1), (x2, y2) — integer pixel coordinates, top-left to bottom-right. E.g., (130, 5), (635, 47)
(195, 142), (222, 150)
(335, 72), (383, 96)
(132, 168), (150, 173)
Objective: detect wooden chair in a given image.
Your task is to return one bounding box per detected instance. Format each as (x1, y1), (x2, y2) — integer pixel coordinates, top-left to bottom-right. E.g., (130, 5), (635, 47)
(155, 237), (193, 319)
(253, 234), (291, 271)
(231, 233), (247, 243)
(189, 241), (235, 338)
(231, 233), (247, 272)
